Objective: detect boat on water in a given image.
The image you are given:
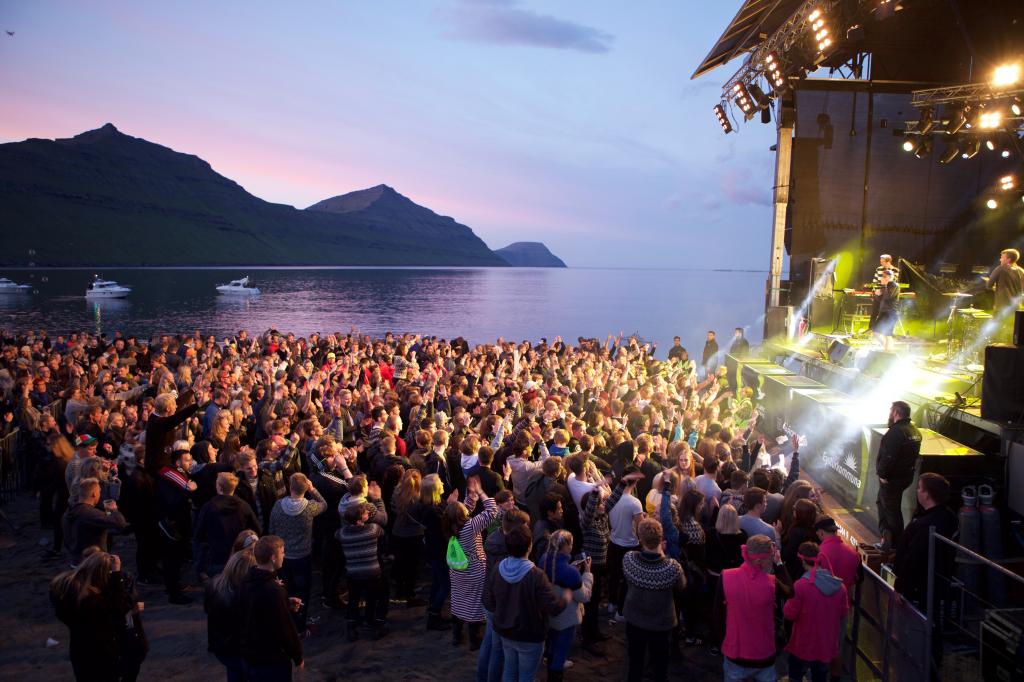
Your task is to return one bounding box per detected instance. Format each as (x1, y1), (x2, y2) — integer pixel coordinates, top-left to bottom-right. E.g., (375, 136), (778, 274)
(216, 276), (261, 296)
(85, 276), (131, 299)
(0, 277), (32, 294)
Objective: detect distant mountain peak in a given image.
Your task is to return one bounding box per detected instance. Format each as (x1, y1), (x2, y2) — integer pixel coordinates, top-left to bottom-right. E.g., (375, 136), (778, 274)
(306, 184), (409, 214)
(494, 242), (567, 268)
(69, 123), (124, 143)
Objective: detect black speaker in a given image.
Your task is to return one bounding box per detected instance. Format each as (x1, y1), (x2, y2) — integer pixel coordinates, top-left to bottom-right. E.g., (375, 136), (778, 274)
(809, 298), (834, 332)
(765, 306), (793, 339)
(1015, 311), (1024, 346)
(828, 339), (852, 365)
(809, 258), (835, 299)
(981, 344), (1024, 424)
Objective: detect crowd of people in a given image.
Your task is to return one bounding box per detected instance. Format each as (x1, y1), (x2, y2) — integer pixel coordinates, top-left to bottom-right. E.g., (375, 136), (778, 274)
(0, 326), (956, 681)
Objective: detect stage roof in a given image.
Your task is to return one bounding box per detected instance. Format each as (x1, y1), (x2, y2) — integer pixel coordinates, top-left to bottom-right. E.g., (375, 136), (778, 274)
(691, 0), (803, 80)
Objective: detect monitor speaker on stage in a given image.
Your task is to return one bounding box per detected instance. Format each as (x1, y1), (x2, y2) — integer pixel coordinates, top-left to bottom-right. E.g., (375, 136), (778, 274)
(1015, 311), (1024, 346)
(981, 345), (1024, 424)
(827, 339), (852, 365)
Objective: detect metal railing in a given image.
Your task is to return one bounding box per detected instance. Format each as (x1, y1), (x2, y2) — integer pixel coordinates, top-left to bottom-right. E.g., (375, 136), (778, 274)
(0, 399), (65, 503)
(849, 561), (931, 681)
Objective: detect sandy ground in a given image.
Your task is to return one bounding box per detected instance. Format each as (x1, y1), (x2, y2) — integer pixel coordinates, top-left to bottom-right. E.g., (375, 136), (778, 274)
(0, 493), (726, 682)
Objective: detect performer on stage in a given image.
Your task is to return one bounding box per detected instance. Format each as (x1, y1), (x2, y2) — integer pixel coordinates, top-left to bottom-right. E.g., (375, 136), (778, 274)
(874, 401), (921, 553)
(869, 269), (899, 351)
(873, 254), (899, 286)
(985, 248), (1024, 341)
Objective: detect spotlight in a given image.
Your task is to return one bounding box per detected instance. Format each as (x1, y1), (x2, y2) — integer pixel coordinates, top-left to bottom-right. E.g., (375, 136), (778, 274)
(714, 104), (734, 133)
(1002, 149), (1012, 158)
(986, 198), (998, 209)
(764, 52), (789, 95)
(808, 7), (833, 53)
(961, 139), (981, 159)
(992, 63), (1021, 88)
(1000, 175), (1017, 191)
(902, 139), (915, 152)
(748, 83), (772, 110)
(938, 140), (961, 164)
(947, 106), (970, 134)
(1012, 98), (1023, 117)
(914, 137), (932, 159)
(918, 107), (935, 135)
(732, 82), (755, 119)
(979, 110), (1003, 129)
(985, 139), (996, 151)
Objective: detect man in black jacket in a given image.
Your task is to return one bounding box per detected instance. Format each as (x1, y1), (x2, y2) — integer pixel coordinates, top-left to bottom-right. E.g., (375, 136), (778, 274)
(240, 535), (303, 680)
(62, 477), (128, 565)
(893, 473), (958, 608)
(234, 450), (279, 533)
(144, 389), (198, 474)
(875, 401), (921, 552)
(156, 445), (197, 604)
(194, 472), (260, 575)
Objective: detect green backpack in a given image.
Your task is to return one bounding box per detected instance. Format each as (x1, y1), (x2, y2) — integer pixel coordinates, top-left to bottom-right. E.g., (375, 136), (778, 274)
(447, 535), (468, 571)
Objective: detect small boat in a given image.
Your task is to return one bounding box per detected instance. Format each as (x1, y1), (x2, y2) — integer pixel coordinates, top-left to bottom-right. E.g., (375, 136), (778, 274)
(216, 276), (261, 296)
(0, 277), (32, 294)
(85, 276), (131, 299)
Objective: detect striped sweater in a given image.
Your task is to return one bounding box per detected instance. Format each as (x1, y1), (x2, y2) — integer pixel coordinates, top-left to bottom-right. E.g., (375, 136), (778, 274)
(337, 499), (386, 578)
(581, 480), (624, 567)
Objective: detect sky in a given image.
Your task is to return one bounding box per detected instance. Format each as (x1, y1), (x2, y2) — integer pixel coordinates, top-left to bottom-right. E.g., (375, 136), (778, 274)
(0, 1), (778, 268)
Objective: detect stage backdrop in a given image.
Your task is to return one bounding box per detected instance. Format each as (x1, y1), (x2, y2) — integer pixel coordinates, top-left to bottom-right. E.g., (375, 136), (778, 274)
(786, 80), (1022, 299)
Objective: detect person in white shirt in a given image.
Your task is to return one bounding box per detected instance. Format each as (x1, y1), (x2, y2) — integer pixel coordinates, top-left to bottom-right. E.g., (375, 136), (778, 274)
(607, 469), (646, 619)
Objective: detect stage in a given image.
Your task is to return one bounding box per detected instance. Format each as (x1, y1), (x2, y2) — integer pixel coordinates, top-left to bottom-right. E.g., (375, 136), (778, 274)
(735, 336), (1005, 548)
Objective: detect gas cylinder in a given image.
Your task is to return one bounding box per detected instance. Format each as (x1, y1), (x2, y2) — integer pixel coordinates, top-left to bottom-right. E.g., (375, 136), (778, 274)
(957, 485), (981, 601)
(978, 485), (1006, 605)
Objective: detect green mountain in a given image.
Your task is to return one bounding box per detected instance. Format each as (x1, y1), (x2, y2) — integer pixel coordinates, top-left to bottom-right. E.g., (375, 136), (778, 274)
(0, 124), (507, 266)
(494, 241), (567, 267)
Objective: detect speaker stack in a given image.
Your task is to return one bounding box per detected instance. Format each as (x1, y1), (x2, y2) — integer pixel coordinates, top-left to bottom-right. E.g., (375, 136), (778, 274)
(981, 343), (1024, 425)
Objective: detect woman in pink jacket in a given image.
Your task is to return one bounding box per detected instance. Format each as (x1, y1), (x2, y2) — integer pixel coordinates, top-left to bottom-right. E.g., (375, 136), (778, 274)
(783, 542), (850, 682)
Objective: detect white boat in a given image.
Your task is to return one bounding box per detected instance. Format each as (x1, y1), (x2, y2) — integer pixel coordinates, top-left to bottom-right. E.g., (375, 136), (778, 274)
(85, 276), (131, 299)
(216, 276), (260, 296)
(0, 278), (32, 294)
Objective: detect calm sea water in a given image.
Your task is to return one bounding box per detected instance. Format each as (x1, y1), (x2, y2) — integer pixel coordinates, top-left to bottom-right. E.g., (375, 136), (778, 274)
(0, 268), (767, 354)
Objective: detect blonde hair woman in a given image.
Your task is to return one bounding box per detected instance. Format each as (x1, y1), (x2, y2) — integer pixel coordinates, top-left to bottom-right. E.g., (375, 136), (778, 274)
(707, 504), (747, 578)
(390, 469), (425, 605)
(411, 473), (455, 630)
(51, 549), (139, 681)
(204, 548), (257, 679)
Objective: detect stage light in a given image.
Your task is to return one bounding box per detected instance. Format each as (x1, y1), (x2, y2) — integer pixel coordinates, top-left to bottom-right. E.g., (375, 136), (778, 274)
(947, 106), (970, 134)
(764, 52), (789, 95)
(986, 198), (998, 209)
(938, 140), (960, 164)
(732, 82), (755, 118)
(1000, 175), (1017, 191)
(714, 104), (734, 134)
(808, 7), (833, 53)
(992, 63), (1021, 88)
(902, 139), (915, 152)
(979, 110), (1003, 129)
(914, 137), (932, 159)
(1012, 99), (1023, 117)
(748, 83), (772, 110)
(918, 107), (935, 135)
(985, 139), (996, 151)
(1002, 149), (1012, 158)
(961, 139), (980, 159)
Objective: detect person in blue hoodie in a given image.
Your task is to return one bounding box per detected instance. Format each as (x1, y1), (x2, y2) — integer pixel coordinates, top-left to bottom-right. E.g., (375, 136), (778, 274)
(483, 525), (570, 682)
(538, 529), (592, 682)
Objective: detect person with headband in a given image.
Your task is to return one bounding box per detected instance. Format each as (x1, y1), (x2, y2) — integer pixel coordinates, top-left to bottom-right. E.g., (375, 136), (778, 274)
(712, 534), (793, 682)
(782, 542), (850, 682)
